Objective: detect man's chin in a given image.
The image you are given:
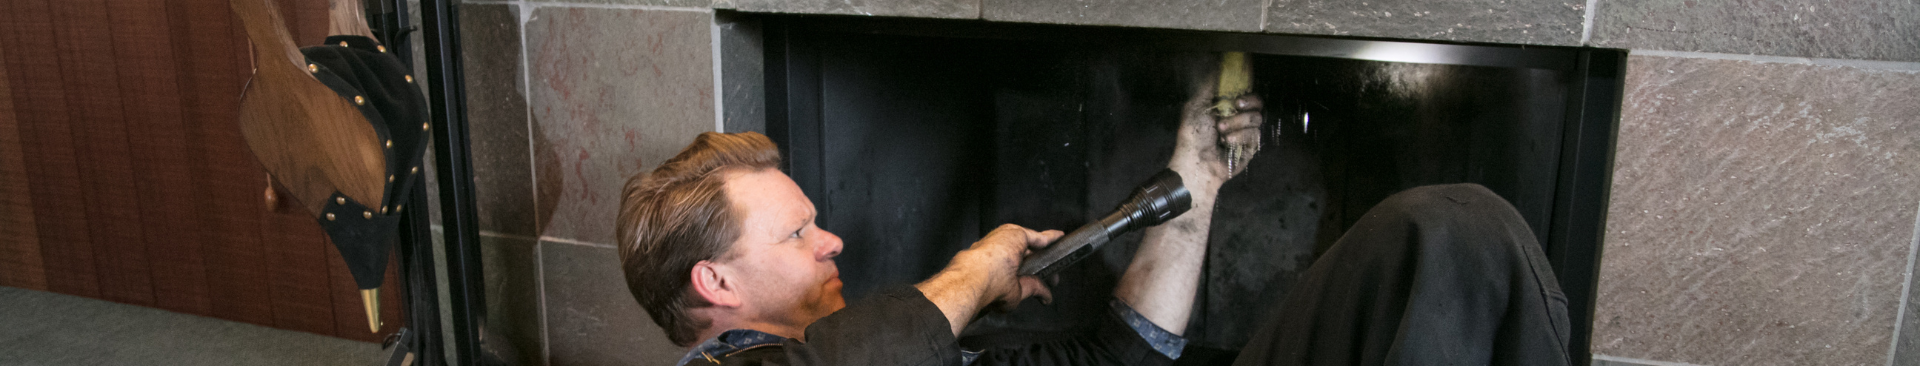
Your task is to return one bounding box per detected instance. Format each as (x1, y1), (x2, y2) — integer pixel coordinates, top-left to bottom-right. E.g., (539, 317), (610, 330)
(795, 278), (845, 319)
(826, 282), (846, 310)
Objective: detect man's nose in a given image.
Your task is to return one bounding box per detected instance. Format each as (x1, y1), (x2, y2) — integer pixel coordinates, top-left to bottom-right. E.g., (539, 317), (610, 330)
(815, 229), (843, 260)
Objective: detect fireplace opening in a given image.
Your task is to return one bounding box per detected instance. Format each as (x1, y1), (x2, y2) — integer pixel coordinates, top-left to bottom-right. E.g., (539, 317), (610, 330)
(750, 14), (1624, 363)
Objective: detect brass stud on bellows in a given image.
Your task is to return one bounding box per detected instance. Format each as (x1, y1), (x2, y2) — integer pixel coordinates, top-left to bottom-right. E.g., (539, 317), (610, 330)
(404, 75), (413, 83)
(410, 167), (418, 174)
(421, 122), (430, 131)
(339, 41), (349, 47)
(307, 64), (318, 73)
(363, 211), (373, 219)
(395, 205), (403, 213)
(354, 96), (365, 105)
(377, 45), (387, 53)
(326, 213), (336, 221)
(385, 140), (393, 148)
(387, 175), (394, 183)
(336, 197), (346, 205)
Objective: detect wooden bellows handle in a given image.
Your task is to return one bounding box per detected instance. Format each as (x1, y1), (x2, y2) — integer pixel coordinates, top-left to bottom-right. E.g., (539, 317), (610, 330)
(328, 0), (376, 40)
(229, 0), (387, 217)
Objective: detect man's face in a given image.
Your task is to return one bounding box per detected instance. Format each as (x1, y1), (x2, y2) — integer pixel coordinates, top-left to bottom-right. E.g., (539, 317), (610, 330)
(719, 168), (847, 330)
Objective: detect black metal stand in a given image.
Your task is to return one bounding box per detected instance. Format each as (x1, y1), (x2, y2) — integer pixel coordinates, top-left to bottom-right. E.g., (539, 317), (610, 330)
(384, 0), (485, 365)
(364, 1), (448, 365)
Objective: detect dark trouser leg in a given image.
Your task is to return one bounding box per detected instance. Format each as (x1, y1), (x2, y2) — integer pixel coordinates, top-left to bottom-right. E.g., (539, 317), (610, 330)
(1231, 184), (1571, 366)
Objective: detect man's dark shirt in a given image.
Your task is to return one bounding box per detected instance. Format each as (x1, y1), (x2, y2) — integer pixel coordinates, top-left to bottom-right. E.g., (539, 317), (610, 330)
(676, 287), (1183, 366)
(675, 184), (1573, 366)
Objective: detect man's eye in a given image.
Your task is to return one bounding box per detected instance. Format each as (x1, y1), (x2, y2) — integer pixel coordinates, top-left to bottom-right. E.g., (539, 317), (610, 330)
(790, 229), (803, 239)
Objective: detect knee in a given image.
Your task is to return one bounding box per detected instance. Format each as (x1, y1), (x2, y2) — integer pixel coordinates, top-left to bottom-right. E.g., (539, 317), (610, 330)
(1374, 183), (1507, 220)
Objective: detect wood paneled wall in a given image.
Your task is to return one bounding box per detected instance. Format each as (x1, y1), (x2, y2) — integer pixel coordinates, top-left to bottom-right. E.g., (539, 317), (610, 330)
(0, 0), (404, 343)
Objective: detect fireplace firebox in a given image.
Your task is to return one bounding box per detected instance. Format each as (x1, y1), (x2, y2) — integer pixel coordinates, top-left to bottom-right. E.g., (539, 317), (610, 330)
(749, 14), (1624, 364)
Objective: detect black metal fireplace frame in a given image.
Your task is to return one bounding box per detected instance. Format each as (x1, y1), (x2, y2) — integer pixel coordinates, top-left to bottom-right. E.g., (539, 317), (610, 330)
(760, 14), (1626, 364)
(393, 0), (484, 365)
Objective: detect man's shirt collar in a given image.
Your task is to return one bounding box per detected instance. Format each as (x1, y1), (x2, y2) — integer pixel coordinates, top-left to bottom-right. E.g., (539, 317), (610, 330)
(675, 329), (786, 366)
(674, 328), (986, 366)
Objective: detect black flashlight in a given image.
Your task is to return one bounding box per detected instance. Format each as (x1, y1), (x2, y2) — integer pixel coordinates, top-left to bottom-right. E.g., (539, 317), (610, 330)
(1018, 169), (1192, 278)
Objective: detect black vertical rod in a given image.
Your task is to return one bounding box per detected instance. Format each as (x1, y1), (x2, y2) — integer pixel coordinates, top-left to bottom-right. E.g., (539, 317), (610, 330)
(387, 0), (447, 362)
(366, 0), (413, 67)
(371, 0), (446, 364)
(396, 180), (445, 366)
(418, 0), (486, 364)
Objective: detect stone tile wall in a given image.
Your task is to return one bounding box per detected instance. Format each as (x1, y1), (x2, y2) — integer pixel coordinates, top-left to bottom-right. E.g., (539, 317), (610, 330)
(1593, 0), (1920, 62)
(446, 0), (1920, 365)
(452, 2), (717, 364)
(1598, 54), (1920, 365)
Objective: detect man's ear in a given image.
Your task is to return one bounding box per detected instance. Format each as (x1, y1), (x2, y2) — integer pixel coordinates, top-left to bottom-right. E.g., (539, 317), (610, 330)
(691, 260), (742, 308)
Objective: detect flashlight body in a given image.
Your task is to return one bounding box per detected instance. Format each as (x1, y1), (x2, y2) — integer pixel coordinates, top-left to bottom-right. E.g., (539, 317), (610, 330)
(1018, 169), (1191, 278)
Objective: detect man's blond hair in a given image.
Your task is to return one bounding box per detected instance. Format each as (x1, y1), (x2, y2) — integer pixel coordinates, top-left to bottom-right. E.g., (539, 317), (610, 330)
(615, 132), (781, 346)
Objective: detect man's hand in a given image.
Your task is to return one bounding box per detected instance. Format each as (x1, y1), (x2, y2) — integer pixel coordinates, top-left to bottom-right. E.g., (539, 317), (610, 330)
(971, 224), (1064, 310)
(916, 224), (1064, 336)
(1217, 95), (1264, 174)
(1168, 80), (1264, 207)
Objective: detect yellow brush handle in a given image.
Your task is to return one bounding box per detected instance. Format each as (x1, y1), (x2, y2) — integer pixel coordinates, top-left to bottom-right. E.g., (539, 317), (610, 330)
(1212, 52), (1257, 174)
(1212, 52), (1251, 117)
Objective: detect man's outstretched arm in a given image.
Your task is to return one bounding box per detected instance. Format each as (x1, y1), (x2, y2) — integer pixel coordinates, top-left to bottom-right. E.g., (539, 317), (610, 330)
(1115, 78), (1262, 335)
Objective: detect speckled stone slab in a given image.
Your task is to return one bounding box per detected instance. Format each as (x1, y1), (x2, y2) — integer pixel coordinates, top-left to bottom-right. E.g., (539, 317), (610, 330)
(460, 4), (539, 237)
(717, 0), (979, 19)
(1592, 0), (1920, 62)
(524, 8), (713, 244)
(1593, 54), (1920, 365)
(1263, 0), (1584, 46)
(541, 242), (685, 366)
(981, 0), (1264, 32)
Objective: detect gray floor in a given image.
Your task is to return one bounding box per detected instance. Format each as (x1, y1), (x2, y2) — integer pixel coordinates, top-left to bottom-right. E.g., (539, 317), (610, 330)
(0, 286), (390, 366)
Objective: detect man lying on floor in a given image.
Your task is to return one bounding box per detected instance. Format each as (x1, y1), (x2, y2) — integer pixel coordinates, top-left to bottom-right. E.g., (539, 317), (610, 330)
(613, 74), (1571, 366)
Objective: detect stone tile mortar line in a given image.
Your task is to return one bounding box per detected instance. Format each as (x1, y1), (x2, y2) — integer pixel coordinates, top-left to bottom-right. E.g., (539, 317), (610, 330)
(1592, 354), (1711, 366)
(711, 16), (724, 133)
(541, 235), (620, 249)
(535, 239), (552, 366)
(507, 2), (549, 363)
(523, 2), (714, 12)
(1894, 199), (1920, 366)
(1632, 50), (1920, 72)
(1258, 0), (1273, 32)
(479, 230), (541, 242)
(1581, 0), (1595, 45)
(516, 1), (543, 299)
(513, 14), (549, 363)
